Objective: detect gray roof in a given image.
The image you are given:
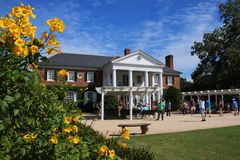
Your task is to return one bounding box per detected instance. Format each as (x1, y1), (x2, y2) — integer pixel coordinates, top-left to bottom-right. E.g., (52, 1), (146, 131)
(39, 53), (113, 69)
(163, 66), (182, 75)
(39, 53), (181, 75)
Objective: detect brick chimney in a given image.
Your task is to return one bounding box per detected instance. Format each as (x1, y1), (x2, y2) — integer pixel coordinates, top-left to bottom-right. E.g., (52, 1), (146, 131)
(165, 55), (174, 69)
(124, 48), (131, 56)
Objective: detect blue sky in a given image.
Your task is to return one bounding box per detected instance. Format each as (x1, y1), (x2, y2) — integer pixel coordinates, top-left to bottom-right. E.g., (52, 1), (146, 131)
(0, 0), (223, 80)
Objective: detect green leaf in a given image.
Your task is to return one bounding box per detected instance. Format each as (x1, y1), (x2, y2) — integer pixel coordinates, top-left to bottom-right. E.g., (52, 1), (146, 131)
(14, 109), (19, 116)
(4, 95), (14, 103)
(0, 120), (4, 131)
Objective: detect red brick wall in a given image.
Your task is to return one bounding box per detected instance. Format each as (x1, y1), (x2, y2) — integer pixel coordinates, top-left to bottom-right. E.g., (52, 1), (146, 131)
(163, 74), (180, 89)
(38, 68), (103, 87)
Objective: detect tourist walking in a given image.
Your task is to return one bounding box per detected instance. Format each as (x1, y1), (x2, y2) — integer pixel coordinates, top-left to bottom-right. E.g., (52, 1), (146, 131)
(232, 98), (239, 116)
(206, 99), (211, 117)
(219, 99), (223, 116)
(182, 100), (188, 115)
(199, 98), (206, 121)
(165, 100), (171, 116)
(156, 99), (165, 120)
(190, 99), (196, 115)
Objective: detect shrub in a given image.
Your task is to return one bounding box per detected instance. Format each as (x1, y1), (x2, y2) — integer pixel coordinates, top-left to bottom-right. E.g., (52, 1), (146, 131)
(164, 86), (181, 110)
(104, 95), (119, 110)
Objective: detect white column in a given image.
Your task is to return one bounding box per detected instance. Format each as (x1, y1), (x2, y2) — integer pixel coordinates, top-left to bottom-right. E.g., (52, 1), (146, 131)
(215, 95), (218, 107)
(159, 72), (163, 97)
(145, 71), (149, 87)
(129, 70), (133, 87)
(129, 91), (133, 120)
(113, 69), (116, 87)
(101, 92), (105, 121)
(208, 94), (210, 101)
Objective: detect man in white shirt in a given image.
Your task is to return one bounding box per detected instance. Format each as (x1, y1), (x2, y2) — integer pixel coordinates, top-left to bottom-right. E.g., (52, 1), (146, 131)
(199, 98), (206, 121)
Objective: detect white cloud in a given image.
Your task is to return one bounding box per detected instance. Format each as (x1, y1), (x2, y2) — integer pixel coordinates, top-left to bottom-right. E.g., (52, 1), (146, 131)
(130, 1), (221, 80)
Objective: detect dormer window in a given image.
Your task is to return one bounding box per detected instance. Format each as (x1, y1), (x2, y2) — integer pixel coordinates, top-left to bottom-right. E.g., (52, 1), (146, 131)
(68, 71), (75, 82)
(47, 70), (55, 81)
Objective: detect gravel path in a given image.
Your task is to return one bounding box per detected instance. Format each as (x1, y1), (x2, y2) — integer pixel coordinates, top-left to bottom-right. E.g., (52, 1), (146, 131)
(84, 113), (240, 136)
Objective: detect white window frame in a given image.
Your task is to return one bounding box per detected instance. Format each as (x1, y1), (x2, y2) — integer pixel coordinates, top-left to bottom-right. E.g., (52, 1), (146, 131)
(68, 71), (75, 82)
(47, 70), (55, 81)
(167, 76), (173, 85)
(67, 91), (77, 102)
(87, 72), (94, 83)
(154, 74), (159, 84)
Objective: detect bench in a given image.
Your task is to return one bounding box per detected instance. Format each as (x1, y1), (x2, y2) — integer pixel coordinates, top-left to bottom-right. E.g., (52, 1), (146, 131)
(118, 123), (151, 134)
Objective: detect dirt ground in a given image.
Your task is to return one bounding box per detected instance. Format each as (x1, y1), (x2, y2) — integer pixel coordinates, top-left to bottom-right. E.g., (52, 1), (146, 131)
(83, 113), (240, 136)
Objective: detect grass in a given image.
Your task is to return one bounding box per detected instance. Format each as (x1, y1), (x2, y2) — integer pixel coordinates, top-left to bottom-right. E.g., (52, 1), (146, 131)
(126, 125), (240, 160)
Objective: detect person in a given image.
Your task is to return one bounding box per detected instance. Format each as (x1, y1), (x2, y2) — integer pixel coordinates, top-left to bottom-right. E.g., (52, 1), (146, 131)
(156, 99), (165, 120)
(93, 103), (101, 116)
(206, 99), (211, 117)
(141, 104), (149, 118)
(226, 103), (231, 113)
(218, 99), (223, 116)
(190, 99), (196, 115)
(182, 100), (188, 115)
(165, 100), (171, 116)
(232, 98), (239, 116)
(199, 98), (206, 121)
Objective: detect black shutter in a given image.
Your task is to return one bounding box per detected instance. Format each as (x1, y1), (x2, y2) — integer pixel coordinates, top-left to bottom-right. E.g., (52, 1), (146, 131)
(85, 72), (87, 82)
(166, 76), (168, 85)
(94, 72), (96, 83)
(172, 76), (174, 85)
(75, 71), (77, 81)
(54, 70), (57, 81)
(44, 69), (47, 80)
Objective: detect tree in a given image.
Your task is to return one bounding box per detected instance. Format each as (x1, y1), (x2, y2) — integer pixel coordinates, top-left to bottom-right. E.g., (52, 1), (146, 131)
(164, 86), (181, 110)
(191, 0), (240, 90)
(180, 78), (193, 91)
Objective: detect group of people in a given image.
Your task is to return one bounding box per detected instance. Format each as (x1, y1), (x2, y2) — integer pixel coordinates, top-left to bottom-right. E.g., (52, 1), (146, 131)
(156, 99), (172, 120)
(183, 97), (239, 121)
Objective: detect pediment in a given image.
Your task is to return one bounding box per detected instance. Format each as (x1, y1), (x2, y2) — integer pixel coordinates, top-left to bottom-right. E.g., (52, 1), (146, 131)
(112, 50), (164, 67)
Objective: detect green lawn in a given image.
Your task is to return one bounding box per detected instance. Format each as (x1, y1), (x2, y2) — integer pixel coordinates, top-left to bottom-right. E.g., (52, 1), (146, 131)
(126, 126), (240, 160)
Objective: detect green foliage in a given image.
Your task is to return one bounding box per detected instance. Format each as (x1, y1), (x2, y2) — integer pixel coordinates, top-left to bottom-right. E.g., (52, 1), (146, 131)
(104, 95), (119, 110)
(164, 86), (181, 110)
(191, 0), (240, 90)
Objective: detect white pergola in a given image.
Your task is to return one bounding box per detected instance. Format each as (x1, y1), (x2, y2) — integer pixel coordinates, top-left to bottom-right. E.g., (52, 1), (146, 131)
(182, 88), (240, 103)
(96, 86), (160, 120)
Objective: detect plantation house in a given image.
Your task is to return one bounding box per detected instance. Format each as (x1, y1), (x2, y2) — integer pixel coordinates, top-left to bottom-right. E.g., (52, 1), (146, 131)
(39, 49), (181, 120)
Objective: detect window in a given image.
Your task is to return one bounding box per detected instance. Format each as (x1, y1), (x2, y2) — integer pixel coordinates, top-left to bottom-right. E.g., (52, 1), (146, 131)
(167, 76), (174, 85)
(123, 74), (129, 86)
(154, 74), (159, 84)
(67, 91), (77, 102)
(87, 72), (94, 83)
(68, 71), (75, 82)
(84, 91), (97, 104)
(137, 75), (142, 83)
(47, 70), (55, 81)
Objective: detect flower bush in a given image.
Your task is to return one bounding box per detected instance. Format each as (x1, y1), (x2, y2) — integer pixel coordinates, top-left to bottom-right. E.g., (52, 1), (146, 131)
(0, 3), (156, 160)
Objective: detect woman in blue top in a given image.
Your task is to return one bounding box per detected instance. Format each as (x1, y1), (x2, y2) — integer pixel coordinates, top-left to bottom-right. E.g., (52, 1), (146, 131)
(232, 98), (239, 116)
(206, 99), (211, 117)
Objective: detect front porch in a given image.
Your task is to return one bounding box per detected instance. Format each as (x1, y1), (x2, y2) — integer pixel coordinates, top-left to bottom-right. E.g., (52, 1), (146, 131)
(96, 86), (163, 120)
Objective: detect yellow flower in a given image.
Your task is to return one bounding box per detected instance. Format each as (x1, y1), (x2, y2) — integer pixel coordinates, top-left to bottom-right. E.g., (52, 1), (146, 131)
(31, 133), (37, 140)
(62, 127), (72, 134)
(71, 125), (78, 132)
(49, 135), (58, 144)
(98, 145), (109, 157)
(72, 115), (79, 123)
(52, 128), (57, 132)
(14, 38), (24, 47)
(42, 32), (48, 39)
(23, 46), (28, 56)
(11, 7), (23, 18)
(108, 150), (115, 159)
(1, 35), (6, 43)
(46, 17), (65, 33)
(121, 128), (130, 140)
(30, 45), (38, 54)
(23, 134), (31, 142)
(13, 46), (23, 56)
(64, 116), (72, 124)
(67, 136), (80, 144)
(121, 143), (127, 149)
(57, 69), (68, 77)
(47, 48), (55, 55)
(0, 19), (4, 28)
